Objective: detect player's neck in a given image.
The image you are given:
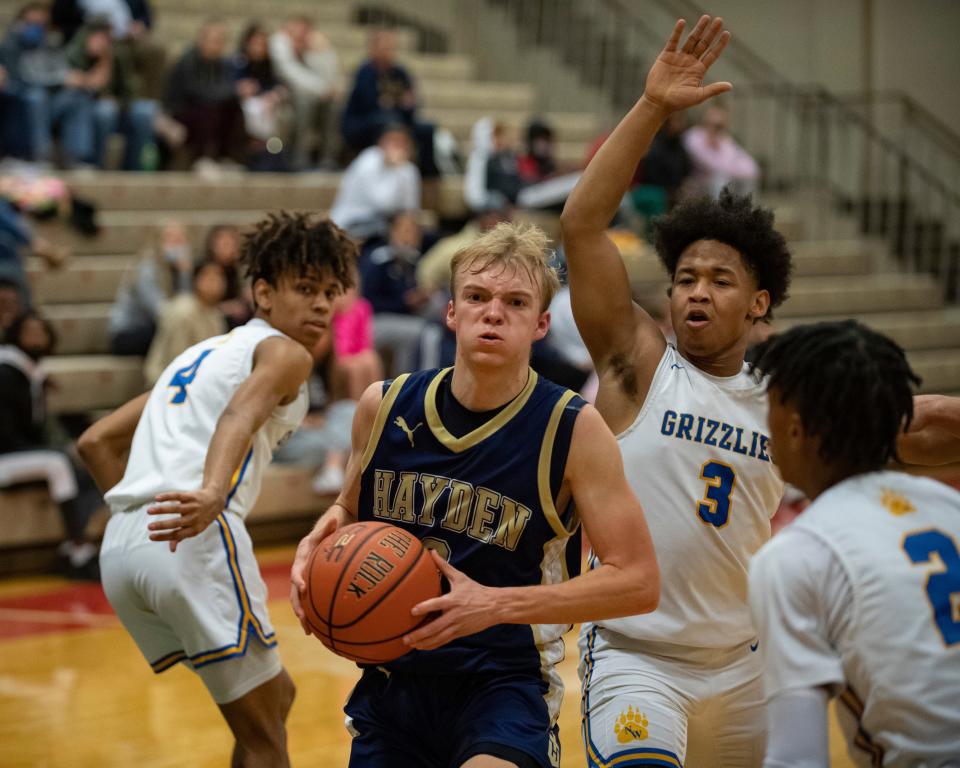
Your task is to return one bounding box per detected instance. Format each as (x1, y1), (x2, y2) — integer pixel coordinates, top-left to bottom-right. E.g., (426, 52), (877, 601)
(678, 344), (746, 378)
(800, 462), (860, 501)
(449, 359), (530, 411)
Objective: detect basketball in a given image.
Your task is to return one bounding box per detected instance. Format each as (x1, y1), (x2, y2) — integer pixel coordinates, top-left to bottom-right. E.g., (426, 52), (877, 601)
(302, 521), (442, 663)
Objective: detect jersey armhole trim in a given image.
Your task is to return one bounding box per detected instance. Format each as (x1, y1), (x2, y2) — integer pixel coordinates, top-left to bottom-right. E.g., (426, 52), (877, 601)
(615, 345), (673, 440)
(538, 390), (579, 538)
(360, 373), (410, 472)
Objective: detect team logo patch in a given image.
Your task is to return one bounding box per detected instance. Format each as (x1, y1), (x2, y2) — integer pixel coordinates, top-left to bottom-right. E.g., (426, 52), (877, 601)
(614, 705), (648, 743)
(394, 416), (423, 447)
(881, 489), (915, 516)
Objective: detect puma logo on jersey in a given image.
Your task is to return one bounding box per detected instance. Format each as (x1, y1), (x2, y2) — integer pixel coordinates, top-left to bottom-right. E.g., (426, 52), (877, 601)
(394, 416), (423, 447)
(614, 706), (648, 743)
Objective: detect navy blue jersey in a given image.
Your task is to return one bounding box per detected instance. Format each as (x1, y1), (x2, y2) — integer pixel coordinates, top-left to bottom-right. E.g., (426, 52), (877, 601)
(358, 367), (585, 685)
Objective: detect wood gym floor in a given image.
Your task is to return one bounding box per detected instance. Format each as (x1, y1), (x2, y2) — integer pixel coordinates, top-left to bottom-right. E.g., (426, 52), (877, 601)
(0, 545), (855, 767)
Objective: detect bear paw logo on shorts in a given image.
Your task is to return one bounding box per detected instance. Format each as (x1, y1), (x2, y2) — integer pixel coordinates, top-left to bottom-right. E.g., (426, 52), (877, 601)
(614, 705), (648, 743)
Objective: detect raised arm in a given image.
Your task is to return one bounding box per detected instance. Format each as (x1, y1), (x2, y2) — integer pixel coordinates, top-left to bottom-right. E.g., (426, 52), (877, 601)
(560, 16), (731, 381)
(897, 394), (960, 466)
(403, 405), (659, 649)
(289, 380), (384, 632)
(146, 336), (313, 548)
(77, 391), (151, 493)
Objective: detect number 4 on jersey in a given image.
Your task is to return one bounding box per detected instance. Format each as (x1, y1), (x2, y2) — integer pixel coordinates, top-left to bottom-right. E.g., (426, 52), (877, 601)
(168, 349), (213, 404)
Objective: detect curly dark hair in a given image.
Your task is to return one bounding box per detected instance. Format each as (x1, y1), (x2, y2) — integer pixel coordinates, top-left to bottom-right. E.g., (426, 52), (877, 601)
(750, 320), (920, 475)
(241, 211), (357, 295)
(653, 189), (793, 321)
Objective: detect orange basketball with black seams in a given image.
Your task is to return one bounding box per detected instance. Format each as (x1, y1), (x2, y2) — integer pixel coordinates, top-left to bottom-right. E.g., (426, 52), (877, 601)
(303, 521), (442, 663)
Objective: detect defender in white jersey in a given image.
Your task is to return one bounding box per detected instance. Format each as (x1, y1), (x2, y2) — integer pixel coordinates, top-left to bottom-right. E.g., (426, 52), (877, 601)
(78, 212), (357, 767)
(561, 16), (794, 765)
(749, 321), (960, 767)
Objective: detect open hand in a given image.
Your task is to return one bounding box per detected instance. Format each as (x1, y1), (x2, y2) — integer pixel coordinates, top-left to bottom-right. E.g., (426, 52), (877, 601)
(643, 15), (732, 115)
(146, 487), (226, 551)
(402, 550), (499, 651)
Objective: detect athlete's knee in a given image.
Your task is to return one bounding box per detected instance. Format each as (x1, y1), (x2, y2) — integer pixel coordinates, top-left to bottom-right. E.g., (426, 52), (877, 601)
(277, 668), (296, 720)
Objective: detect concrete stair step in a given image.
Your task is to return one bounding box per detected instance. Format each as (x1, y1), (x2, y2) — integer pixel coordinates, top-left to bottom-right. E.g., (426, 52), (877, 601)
(58, 171), (469, 217)
(28, 256), (132, 305)
(778, 309), (960, 351)
(44, 303), (115, 354)
(44, 355), (146, 412)
(624, 239), (872, 285)
(778, 274), (943, 317)
(907, 349), (960, 394)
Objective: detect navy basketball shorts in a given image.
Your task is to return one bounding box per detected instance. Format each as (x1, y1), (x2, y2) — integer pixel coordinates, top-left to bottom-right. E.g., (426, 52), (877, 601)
(345, 666), (562, 767)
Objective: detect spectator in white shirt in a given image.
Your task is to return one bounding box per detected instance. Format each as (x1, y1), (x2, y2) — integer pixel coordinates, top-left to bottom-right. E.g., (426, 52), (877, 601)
(269, 15), (340, 169)
(330, 124), (420, 242)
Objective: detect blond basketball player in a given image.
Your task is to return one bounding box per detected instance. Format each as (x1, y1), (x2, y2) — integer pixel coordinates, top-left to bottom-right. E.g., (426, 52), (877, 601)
(78, 212), (356, 767)
(561, 16), (793, 766)
(748, 320), (960, 765)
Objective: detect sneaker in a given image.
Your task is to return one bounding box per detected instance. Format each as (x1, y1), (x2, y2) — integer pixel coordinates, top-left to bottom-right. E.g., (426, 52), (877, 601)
(312, 465), (345, 495)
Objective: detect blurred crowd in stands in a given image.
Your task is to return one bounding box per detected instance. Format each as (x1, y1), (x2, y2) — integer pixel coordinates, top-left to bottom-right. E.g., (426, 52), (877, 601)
(0, 0), (761, 577)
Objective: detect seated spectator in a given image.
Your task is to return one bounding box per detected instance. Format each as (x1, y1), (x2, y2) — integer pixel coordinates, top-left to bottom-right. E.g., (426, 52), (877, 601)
(329, 124), (420, 242)
(332, 278), (382, 401)
(162, 19), (248, 168)
(362, 210), (431, 375)
(0, 2), (92, 167)
(203, 223), (252, 327)
(517, 118), (557, 184)
(341, 28), (438, 178)
(108, 221), (193, 356)
(231, 22), (291, 171)
(0, 310), (103, 579)
(0, 277), (24, 332)
(416, 203), (510, 295)
(485, 122), (523, 206)
(269, 15), (340, 169)
(682, 104), (758, 197)
(65, 17), (156, 169)
(144, 259), (227, 383)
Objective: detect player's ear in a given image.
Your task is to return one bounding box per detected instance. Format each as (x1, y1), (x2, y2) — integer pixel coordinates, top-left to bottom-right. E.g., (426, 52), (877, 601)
(533, 310), (550, 341)
(253, 278), (274, 312)
(749, 289), (770, 322)
(445, 299), (456, 332)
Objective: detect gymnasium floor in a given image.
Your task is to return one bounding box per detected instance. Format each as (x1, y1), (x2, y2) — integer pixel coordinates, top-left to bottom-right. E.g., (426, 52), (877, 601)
(0, 545), (855, 767)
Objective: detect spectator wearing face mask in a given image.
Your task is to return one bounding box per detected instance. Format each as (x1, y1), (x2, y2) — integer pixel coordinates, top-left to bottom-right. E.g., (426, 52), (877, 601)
(0, 1), (93, 166)
(108, 221), (194, 356)
(0, 310), (103, 579)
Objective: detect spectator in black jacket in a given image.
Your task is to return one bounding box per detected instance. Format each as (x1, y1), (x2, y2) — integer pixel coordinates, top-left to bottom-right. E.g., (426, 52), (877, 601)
(163, 19), (248, 167)
(0, 311), (102, 579)
(341, 29), (438, 178)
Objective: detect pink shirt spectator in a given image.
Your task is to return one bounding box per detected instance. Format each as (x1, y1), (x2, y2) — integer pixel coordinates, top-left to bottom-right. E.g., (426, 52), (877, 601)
(333, 295), (374, 358)
(682, 125), (758, 197)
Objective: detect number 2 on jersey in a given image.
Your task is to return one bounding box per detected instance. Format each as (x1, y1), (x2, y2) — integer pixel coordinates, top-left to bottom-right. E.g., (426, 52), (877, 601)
(168, 349), (213, 404)
(903, 529), (960, 646)
(697, 460), (736, 527)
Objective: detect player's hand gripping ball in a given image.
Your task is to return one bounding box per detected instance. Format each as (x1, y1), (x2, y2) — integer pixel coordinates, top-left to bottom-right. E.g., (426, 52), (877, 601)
(302, 521), (442, 662)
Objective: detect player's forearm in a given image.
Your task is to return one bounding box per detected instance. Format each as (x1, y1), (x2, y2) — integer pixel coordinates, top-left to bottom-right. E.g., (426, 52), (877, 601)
(201, 405), (264, 503)
(561, 96), (668, 238)
(494, 559), (659, 626)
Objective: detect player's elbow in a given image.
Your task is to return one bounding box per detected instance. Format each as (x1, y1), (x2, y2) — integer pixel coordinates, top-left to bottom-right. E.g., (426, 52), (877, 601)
(76, 426), (103, 465)
(559, 204), (588, 240)
(630, 558), (660, 615)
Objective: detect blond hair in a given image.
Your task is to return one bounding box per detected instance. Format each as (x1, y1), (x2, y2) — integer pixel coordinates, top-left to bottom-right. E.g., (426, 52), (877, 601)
(449, 222), (560, 312)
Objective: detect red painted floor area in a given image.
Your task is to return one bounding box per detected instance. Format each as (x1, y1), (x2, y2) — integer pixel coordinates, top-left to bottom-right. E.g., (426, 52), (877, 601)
(0, 558), (293, 640)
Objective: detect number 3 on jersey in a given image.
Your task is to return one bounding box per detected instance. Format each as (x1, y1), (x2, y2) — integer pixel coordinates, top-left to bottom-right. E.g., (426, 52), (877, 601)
(903, 529), (960, 646)
(168, 349), (213, 404)
(698, 460), (736, 528)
